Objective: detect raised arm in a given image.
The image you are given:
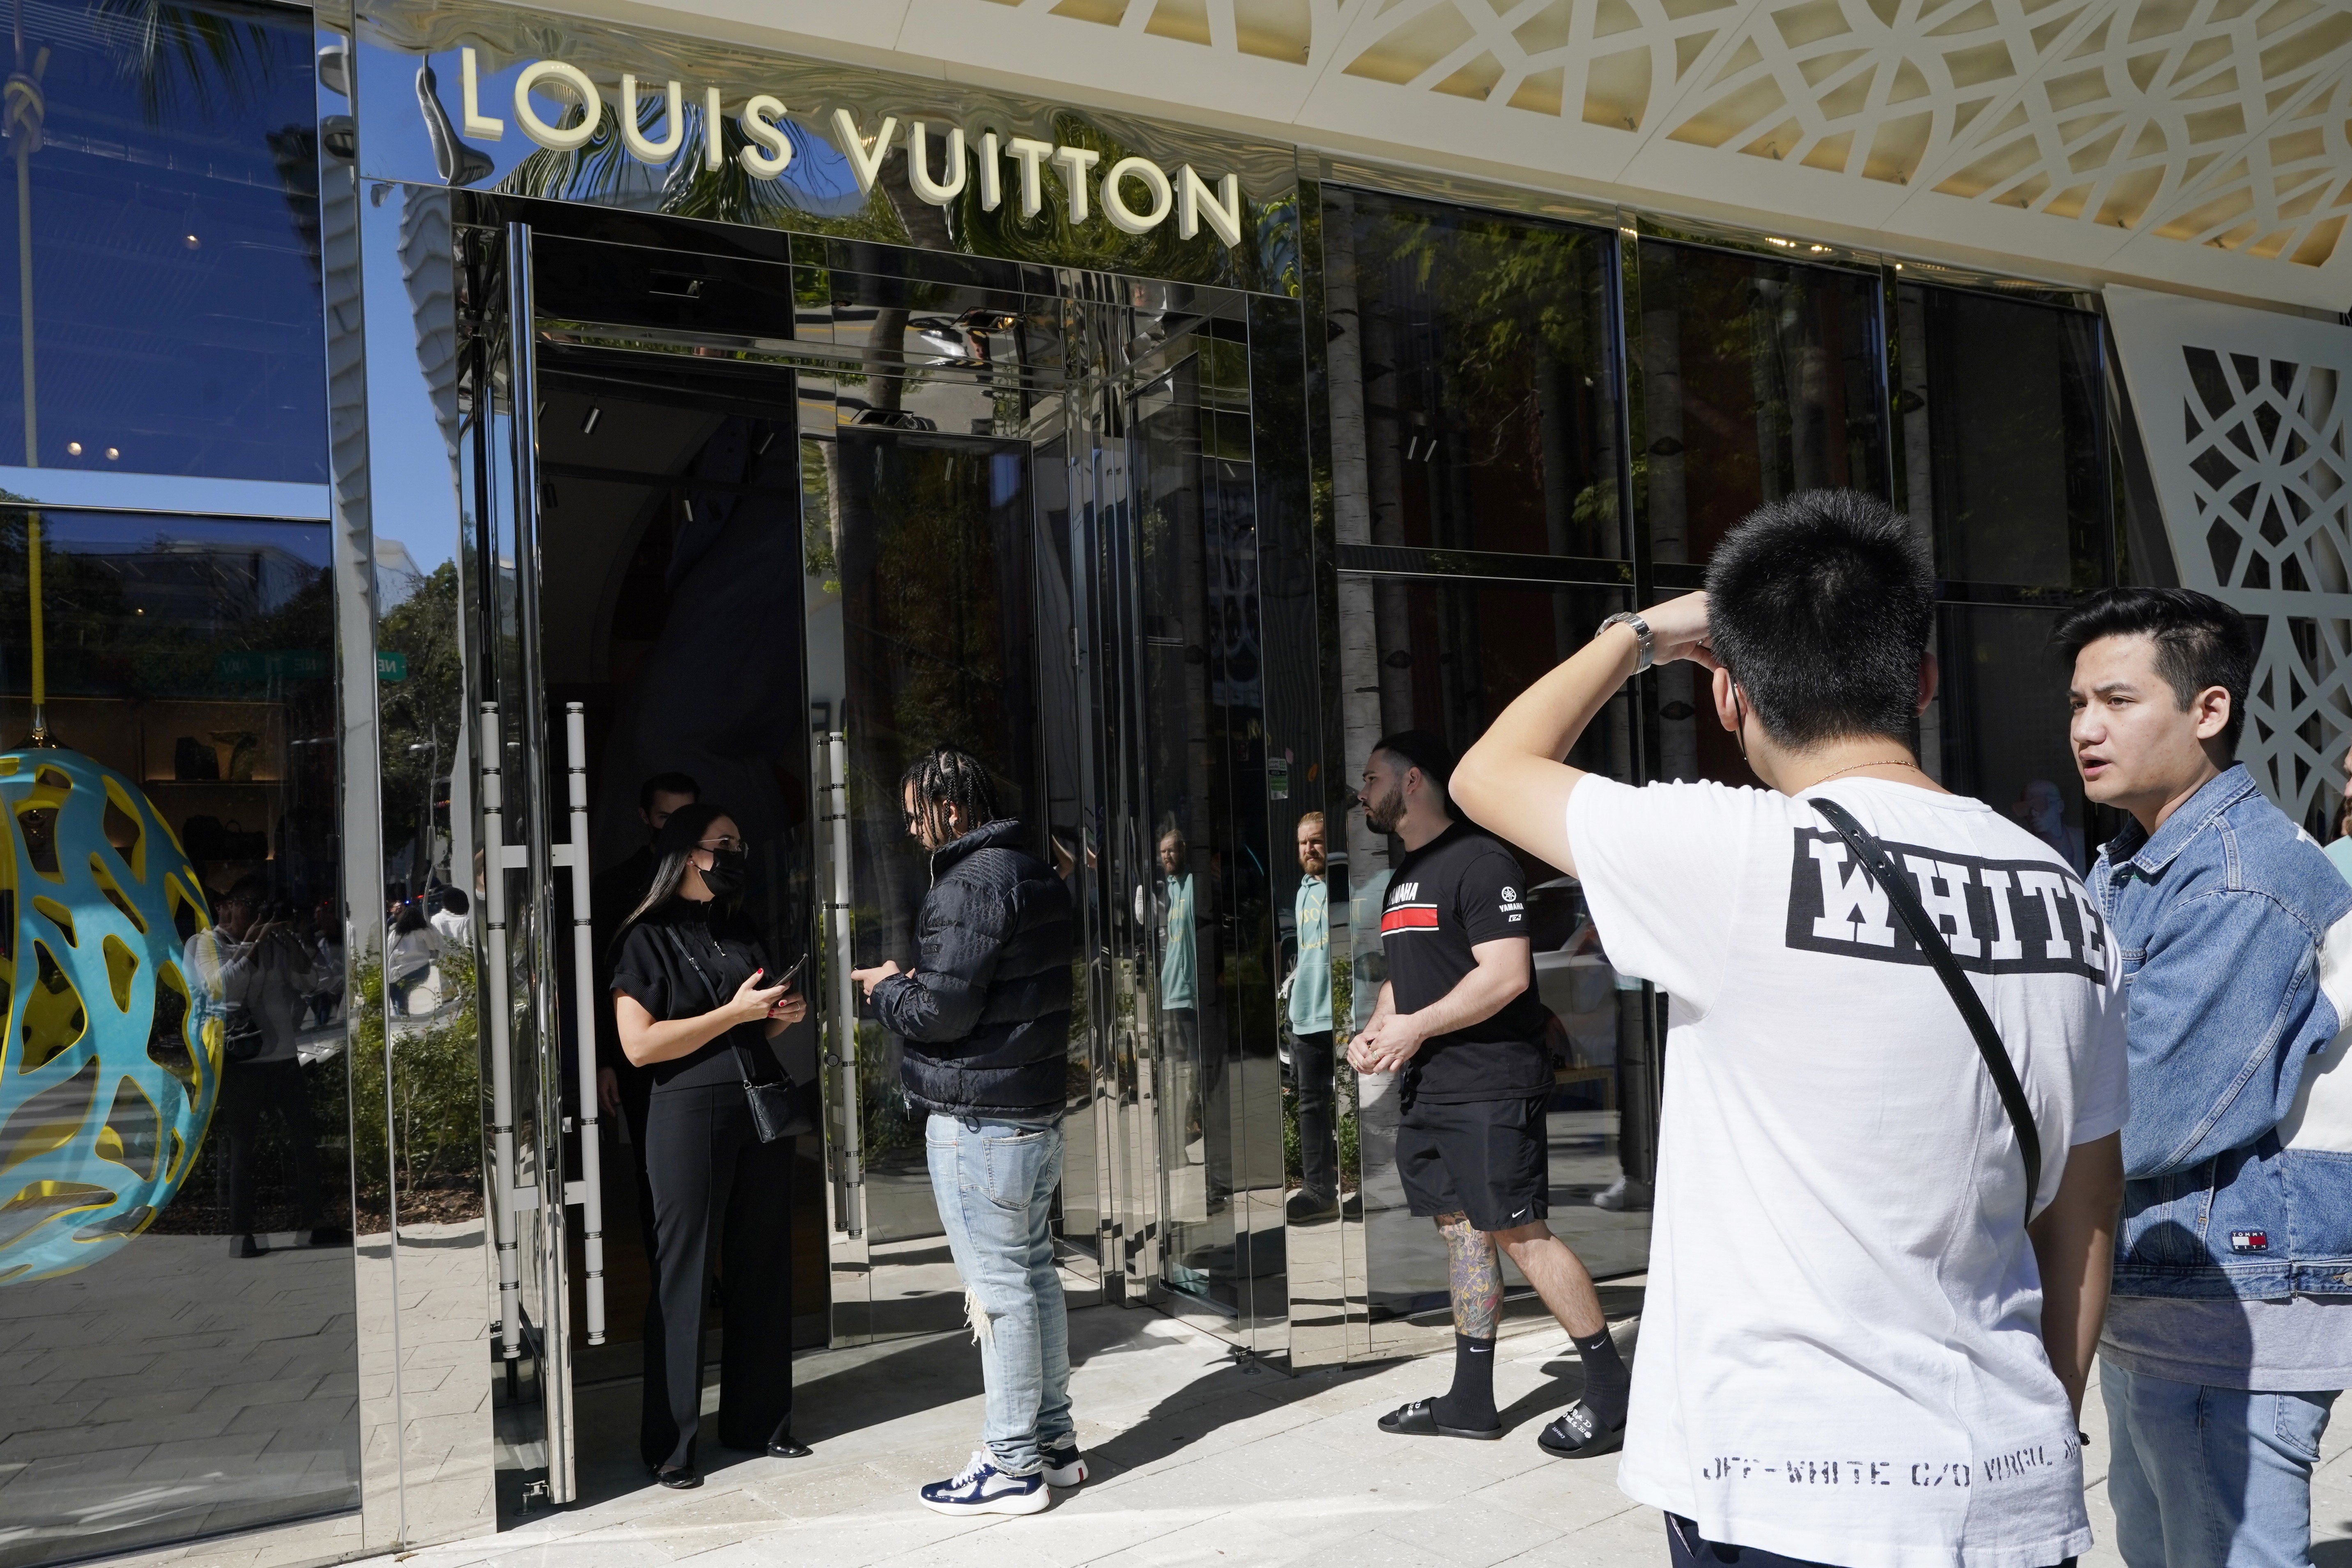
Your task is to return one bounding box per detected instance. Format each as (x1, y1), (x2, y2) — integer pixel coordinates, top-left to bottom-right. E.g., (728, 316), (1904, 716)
(2027, 1131), (2123, 1420)
(1453, 592), (1716, 875)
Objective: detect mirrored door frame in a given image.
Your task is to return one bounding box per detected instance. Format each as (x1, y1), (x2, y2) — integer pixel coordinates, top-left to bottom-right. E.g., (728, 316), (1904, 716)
(451, 205), (1310, 1509)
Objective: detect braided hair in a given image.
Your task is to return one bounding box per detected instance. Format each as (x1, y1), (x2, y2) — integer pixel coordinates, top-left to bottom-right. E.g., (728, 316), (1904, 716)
(900, 746), (1000, 849)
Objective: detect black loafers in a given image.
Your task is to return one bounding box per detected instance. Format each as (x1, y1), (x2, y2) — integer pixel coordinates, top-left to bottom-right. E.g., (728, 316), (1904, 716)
(1377, 1398), (1505, 1441)
(1537, 1400), (1625, 1460)
(766, 1435), (812, 1458)
(650, 1465), (701, 1489)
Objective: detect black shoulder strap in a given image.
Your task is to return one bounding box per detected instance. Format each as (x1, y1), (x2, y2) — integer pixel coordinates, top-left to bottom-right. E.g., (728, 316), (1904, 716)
(657, 921), (765, 1088)
(1808, 796), (2043, 1229)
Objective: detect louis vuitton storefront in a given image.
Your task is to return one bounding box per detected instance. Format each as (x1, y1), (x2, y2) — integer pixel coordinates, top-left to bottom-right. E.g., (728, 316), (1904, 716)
(0, 0), (2343, 1561)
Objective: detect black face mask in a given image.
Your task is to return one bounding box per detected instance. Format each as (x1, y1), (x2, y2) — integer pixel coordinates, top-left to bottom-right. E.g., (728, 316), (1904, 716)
(697, 847), (747, 898)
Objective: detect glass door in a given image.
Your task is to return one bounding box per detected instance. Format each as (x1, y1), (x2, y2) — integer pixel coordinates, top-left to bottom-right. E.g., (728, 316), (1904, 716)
(1108, 322), (1285, 1342)
(809, 427), (1076, 1338)
(453, 220), (575, 1506)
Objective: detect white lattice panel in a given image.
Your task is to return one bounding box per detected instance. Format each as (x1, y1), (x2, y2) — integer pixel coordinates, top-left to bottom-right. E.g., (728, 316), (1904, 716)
(2107, 284), (2352, 829)
(835, 0), (2352, 308)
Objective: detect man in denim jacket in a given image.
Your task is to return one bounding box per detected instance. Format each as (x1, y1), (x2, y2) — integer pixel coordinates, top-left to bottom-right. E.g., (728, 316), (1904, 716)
(2061, 588), (2352, 1568)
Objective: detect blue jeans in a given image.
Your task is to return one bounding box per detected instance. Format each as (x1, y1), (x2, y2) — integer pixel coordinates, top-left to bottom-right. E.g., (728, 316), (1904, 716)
(2101, 1355), (2340, 1568)
(925, 1113), (1074, 1476)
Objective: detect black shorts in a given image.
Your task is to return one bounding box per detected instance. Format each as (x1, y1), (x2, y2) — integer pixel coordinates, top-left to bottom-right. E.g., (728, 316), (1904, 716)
(1396, 1093), (1549, 1233)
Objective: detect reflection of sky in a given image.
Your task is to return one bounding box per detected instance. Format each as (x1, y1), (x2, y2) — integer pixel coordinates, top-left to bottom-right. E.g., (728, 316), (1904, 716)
(362, 186), (462, 577)
(0, 0), (326, 482)
(356, 41), (865, 218)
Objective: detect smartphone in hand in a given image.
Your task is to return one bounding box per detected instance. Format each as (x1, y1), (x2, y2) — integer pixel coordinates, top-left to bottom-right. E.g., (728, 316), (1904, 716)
(772, 953), (808, 992)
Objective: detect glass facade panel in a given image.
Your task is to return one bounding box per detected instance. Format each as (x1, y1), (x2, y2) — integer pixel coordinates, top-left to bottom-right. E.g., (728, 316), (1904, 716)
(1896, 286), (2110, 590)
(1330, 575), (1651, 1329)
(1133, 344), (1279, 1319)
(1636, 241), (1890, 788)
(1322, 189), (1623, 561)
(0, 508), (354, 1566)
(1635, 241), (1888, 568)
(1934, 604), (2097, 875)
(0, 0), (325, 481)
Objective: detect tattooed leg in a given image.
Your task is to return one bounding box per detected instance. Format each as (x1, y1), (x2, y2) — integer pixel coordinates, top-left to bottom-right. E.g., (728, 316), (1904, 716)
(1439, 1211), (1503, 1339)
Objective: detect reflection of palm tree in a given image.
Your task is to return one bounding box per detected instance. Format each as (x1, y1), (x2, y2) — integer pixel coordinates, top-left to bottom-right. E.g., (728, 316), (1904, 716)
(89, 0), (269, 120)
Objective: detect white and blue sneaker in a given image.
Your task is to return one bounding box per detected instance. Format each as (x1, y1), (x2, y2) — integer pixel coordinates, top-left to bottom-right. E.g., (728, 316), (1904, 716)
(1042, 1439), (1088, 1488)
(917, 1451), (1050, 1516)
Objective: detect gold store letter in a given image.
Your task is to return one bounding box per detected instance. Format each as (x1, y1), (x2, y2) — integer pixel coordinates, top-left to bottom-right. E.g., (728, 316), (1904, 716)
(832, 108), (897, 196)
(1178, 165), (1243, 247)
(619, 75), (685, 162)
(461, 47), (504, 140)
(739, 95), (792, 179)
(514, 58), (602, 151)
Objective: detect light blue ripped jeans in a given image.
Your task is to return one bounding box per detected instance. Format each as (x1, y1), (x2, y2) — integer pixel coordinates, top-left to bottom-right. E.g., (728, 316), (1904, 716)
(925, 1113), (1074, 1477)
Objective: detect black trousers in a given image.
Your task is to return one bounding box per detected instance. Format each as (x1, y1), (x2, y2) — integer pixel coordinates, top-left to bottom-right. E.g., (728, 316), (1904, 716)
(1292, 1029), (1337, 1198)
(640, 1081), (795, 1470)
(220, 1058), (322, 1234)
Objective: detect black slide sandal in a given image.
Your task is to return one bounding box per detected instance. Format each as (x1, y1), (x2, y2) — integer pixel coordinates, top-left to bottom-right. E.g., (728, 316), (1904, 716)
(1378, 1398), (1506, 1441)
(1537, 1400), (1625, 1459)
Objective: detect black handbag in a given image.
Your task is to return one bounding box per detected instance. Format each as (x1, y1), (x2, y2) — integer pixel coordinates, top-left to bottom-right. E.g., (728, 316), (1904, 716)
(660, 925), (813, 1143)
(221, 1002), (265, 1063)
(1809, 797), (2042, 1227)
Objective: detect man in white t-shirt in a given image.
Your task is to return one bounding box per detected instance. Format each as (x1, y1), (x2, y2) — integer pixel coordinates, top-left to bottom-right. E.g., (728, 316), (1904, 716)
(1453, 490), (2127, 1568)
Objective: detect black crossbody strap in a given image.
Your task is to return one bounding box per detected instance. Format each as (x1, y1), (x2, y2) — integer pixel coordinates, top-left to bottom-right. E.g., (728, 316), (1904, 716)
(1808, 797), (2043, 1229)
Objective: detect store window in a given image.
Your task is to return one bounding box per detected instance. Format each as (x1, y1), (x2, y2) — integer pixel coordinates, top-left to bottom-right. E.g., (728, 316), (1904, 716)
(1322, 189), (1623, 561)
(1636, 240), (1889, 787)
(1331, 574), (1650, 1328)
(0, 0), (325, 481)
(0, 508), (353, 1566)
(1895, 286), (2111, 591)
(1635, 240), (1888, 568)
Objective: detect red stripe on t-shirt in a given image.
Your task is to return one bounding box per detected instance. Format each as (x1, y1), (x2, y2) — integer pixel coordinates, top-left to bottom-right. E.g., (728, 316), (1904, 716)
(1381, 905), (1439, 933)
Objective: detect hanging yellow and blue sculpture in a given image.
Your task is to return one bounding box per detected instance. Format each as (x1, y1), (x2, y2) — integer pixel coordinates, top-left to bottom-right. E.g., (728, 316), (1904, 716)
(0, 519), (218, 1283)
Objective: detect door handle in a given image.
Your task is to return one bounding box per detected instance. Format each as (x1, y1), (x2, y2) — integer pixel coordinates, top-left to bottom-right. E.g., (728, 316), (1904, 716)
(560, 702), (609, 1348)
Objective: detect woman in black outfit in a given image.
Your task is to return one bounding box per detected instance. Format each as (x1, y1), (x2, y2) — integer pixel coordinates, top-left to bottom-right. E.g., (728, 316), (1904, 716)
(610, 802), (809, 1488)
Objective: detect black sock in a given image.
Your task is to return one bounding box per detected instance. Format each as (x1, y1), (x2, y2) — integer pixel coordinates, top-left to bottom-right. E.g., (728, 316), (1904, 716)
(1571, 1325), (1629, 1430)
(1432, 1333), (1499, 1431)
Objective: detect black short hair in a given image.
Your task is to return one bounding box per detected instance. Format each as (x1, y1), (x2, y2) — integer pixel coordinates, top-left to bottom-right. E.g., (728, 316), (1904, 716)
(2053, 588), (2252, 754)
(638, 771), (700, 812)
(438, 888), (469, 915)
(1705, 490), (1934, 749)
(1373, 729), (1455, 806)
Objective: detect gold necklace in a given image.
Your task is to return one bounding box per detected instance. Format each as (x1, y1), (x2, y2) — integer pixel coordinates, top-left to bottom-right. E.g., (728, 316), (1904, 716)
(1810, 759), (1925, 787)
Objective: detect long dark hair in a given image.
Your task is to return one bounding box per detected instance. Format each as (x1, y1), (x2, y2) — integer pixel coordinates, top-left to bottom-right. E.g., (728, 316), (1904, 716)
(616, 801), (735, 941)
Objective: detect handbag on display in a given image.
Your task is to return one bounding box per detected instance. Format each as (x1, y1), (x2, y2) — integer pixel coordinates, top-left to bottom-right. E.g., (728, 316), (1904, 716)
(658, 924), (814, 1143)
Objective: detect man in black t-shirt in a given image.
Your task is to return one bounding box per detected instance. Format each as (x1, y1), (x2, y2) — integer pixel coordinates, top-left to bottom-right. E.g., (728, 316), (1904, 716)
(1350, 731), (1629, 1459)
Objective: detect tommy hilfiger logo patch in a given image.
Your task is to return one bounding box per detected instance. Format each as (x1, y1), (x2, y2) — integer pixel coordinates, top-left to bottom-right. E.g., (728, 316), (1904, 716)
(2230, 1230), (2270, 1253)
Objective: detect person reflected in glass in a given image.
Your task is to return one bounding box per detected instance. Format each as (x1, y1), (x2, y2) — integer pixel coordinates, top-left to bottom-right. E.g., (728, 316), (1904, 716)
(2012, 778), (2088, 874)
(386, 900), (435, 1017)
(186, 876), (342, 1258)
(1159, 826), (1225, 1202)
(1286, 812), (1339, 1222)
(2326, 787), (2352, 887)
(611, 803), (808, 1489)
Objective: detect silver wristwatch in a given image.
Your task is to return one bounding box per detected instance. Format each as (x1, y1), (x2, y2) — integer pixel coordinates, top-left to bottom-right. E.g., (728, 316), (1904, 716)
(1596, 611), (1655, 673)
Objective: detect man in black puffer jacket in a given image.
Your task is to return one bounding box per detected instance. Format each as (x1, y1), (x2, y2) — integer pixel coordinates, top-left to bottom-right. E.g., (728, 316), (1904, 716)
(851, 747), (1080, 1518)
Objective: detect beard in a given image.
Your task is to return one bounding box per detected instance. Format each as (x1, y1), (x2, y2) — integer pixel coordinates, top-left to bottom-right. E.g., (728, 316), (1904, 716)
(1300, 848), (1327, 877)
(1362, 785), (1406, 836)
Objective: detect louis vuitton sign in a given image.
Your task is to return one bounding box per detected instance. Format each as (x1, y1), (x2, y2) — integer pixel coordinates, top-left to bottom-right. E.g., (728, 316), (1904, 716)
(448, 48), (1248, 248)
